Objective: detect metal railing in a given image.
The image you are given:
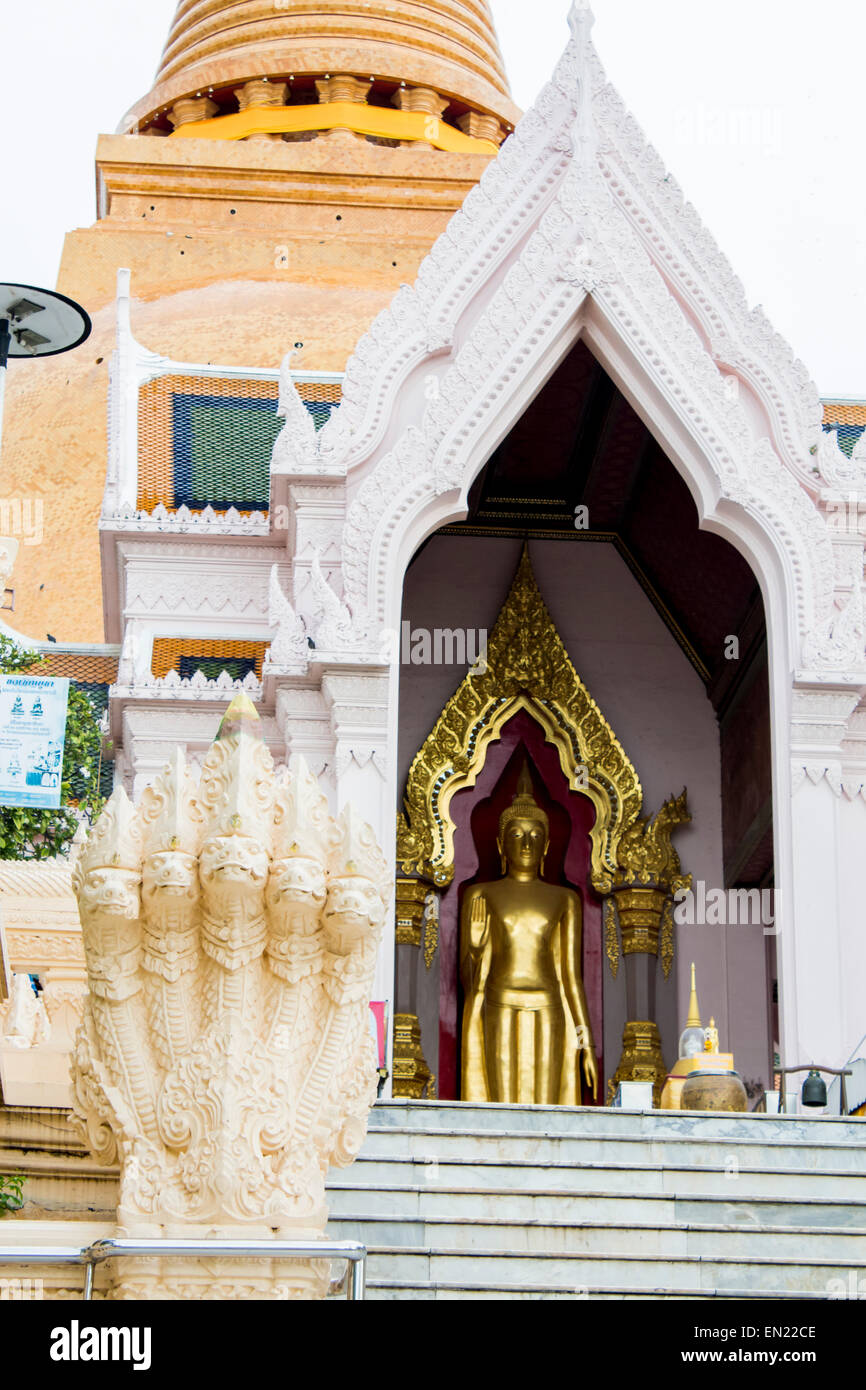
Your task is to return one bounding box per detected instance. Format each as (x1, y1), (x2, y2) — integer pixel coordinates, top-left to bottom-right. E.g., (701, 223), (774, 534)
(0, 1237), (366, 1301)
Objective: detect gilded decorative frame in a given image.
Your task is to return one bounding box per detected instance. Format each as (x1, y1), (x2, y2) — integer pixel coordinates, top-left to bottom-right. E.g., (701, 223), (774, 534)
(397, 547), (643, 892)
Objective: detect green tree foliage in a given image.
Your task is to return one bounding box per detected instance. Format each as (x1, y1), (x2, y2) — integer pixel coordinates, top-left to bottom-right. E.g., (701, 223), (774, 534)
(0, 1174), (25, 1215)
(0, 638), (107, 860)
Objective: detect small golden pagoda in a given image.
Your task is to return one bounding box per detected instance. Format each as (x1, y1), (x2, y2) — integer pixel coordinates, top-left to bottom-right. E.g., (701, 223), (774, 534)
(660, 963), (736, 1110)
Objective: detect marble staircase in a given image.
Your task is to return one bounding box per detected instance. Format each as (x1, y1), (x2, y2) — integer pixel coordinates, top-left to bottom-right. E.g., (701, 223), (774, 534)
(3, 1100), (866, 1300)
(325, 1101), (866, 1300)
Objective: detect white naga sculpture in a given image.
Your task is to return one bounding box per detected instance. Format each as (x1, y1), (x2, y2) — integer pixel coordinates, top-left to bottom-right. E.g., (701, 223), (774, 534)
(70, 694), (388, 1299)
(2, 973), (51, 1049)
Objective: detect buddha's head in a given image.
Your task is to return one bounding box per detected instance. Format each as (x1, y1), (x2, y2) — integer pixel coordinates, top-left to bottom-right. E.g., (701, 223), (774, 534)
(497, 764), (549, 877)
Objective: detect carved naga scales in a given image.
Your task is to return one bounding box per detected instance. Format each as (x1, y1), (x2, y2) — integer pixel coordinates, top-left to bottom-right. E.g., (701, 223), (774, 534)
(70, 694), (388, 1300)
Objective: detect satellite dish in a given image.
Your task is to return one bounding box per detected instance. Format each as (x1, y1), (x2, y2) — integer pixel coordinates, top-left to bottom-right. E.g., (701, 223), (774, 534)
(0, 283), (91, 359)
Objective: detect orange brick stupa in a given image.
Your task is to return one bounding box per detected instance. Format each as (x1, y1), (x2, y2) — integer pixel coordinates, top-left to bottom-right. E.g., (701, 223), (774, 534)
(2, 0), (518, 642)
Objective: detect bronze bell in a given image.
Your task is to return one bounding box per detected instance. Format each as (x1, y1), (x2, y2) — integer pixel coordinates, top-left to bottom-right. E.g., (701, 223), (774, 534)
(801, 1068), (828, 1108)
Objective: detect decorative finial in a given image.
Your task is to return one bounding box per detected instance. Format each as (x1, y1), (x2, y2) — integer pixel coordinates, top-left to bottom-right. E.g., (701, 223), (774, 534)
(567, 0), (598, 173)
(200, 694), (275, 848)
(686, 961), (702, 1029)
(568, 1), (596, 39)
(77, 785), (142, 875)
(216, 692), (262, 742)
(273, 755), (336, 863)
(140, 747), (203, 858)
(268, 565), (308, 667)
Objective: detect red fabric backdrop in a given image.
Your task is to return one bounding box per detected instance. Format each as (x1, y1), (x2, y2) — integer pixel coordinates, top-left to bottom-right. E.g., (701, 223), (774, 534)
(437, 709), (604, 1101)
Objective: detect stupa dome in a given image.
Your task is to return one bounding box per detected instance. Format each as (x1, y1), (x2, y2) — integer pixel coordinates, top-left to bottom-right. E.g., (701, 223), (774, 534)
(125, 0), (520, 135)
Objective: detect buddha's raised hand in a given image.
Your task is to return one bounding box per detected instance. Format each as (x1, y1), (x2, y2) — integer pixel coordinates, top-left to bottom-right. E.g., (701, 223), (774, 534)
(469, 895), (490, 952)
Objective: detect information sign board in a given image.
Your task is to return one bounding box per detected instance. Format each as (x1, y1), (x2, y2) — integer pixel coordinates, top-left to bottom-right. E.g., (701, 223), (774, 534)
(0, 674), (70, 810)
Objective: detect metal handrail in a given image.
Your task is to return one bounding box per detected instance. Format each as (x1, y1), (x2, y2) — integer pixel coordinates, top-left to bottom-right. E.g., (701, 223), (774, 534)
(0, 1237), (366, 1301)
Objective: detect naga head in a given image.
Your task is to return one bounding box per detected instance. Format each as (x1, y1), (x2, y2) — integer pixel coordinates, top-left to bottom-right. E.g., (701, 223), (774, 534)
(199, 829), (270, 916)
(267, 855), (327, 937)
(266, 760), (333, 939)
(324, 805), (388, 954)
(196, 696), (275, 918)
(142, 847), (200, 917)
(139, 750), (203, 920)
(324, 874), (384, 954)
(73, 788), (143, 990)
(74, 786), (142, 926)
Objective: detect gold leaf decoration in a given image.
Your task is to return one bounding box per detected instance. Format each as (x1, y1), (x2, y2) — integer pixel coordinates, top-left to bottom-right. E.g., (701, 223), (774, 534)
(397, 545), (643, 890)
(604, 895), (620, 979)
(615, 789), (690, 886)
(660, 895), (675, 980)
(423, 892), (439, 971)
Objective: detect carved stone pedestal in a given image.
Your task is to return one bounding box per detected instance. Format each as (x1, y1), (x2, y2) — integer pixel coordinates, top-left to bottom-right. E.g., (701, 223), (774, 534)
(104, 1251), (330, 1303)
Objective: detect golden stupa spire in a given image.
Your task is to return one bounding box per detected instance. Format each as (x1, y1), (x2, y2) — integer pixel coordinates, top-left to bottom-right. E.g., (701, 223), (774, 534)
(686, 962), (702, 1029)
(126, 1), (520, 144)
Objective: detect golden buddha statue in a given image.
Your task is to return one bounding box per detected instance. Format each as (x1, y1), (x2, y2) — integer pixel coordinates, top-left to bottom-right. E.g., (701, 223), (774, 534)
(704, 1017), (720, 1053)
(460, 766), (598, 1104)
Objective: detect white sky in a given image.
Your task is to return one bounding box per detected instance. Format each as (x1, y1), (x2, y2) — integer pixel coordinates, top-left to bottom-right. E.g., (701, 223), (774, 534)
(1, 0), (863, 395)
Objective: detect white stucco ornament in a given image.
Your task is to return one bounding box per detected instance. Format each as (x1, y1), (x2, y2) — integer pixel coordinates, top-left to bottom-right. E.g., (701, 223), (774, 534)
(1, 973), (51, 1049)
(271, 351), (323, 475)
(70, 694), (389, 1300)
(267, 563), (309, 668)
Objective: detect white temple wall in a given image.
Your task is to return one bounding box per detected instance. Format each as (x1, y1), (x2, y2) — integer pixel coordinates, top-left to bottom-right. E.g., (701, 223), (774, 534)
(788, 779), (845, 1072)
(790, 785), (866, 1076)
(837, 796), (866, 1067)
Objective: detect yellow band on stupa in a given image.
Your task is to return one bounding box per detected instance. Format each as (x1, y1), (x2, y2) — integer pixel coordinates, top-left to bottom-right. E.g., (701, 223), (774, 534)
(169, 102), (499, 155)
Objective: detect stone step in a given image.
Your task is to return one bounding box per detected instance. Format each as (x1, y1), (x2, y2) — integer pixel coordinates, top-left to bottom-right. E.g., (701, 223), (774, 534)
(356, 1245), (865, 1294)
(359, 1126), (866, 1170)
(363, 1279), (833, 1301)
(366, 1280), (591, 1301)
(4, 1100), (864, 1299)
(0, 1107), (86, 1154)
(341, 1152), (866, 1199)
(327, 1182), (866, 1229)
(371, 1101), (866, 1145)
(327, 1212), (866, 1259)
(331, 1103), (866, 1298)
(0, 1158), (117, 1220)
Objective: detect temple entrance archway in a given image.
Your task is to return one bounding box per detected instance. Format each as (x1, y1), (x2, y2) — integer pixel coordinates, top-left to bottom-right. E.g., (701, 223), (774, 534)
(327, 9), (858, 1100)
(391, 342), (776, 1103)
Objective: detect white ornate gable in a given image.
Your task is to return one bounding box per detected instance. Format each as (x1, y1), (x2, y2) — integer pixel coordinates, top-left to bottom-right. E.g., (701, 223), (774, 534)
(266, 3), (865, 684)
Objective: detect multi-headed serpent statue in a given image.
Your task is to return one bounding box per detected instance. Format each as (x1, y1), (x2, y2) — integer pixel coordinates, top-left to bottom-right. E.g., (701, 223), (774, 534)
(71, 695), (388, 1300)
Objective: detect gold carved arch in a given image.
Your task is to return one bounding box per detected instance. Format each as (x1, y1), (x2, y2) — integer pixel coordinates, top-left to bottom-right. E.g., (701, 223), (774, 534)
(397, 546), (644, 893)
